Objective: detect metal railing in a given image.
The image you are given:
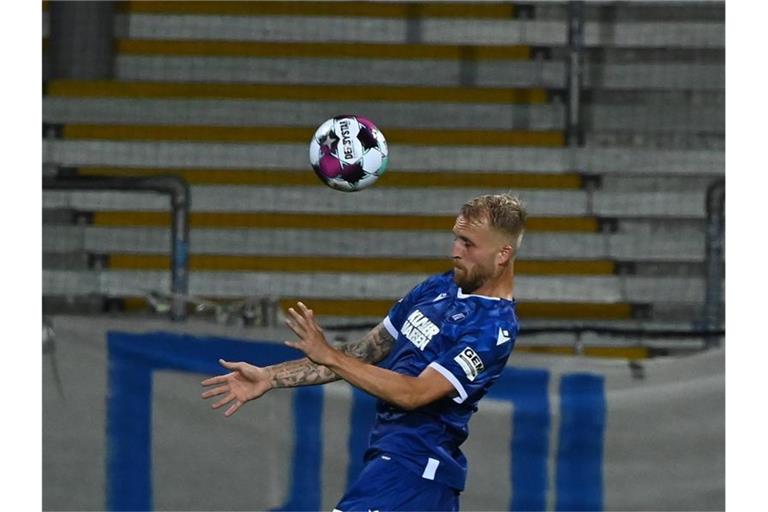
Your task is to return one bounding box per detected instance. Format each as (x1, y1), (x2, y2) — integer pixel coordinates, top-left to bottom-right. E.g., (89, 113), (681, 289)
(565, 0), (585, 146)
(704, 178), (725, 347)
(43, 173), (191, 321)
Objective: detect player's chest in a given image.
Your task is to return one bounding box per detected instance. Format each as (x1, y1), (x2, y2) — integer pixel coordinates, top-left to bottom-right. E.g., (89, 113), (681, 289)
(396, 298), (471, 354)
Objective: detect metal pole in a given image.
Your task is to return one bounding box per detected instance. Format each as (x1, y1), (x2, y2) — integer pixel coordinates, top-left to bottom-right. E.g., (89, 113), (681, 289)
(48, 1), (115, 80)
(43, 175), (191, 321)
(566, 1), (585, 147)
(166, 178), (192, 321)
(704, 179), (725, 347)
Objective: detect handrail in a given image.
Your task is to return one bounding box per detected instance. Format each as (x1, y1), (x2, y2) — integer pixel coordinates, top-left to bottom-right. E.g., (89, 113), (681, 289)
(704, 178), (725, 347)
(43, 174), (191, 321)
(565, 0), (585, 146)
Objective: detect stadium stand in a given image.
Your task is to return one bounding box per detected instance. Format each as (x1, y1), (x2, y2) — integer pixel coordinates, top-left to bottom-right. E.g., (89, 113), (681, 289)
(42, 1), (724, 356)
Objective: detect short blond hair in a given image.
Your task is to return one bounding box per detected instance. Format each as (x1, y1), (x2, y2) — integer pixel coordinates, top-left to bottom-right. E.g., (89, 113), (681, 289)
(460, 194), (527, 251)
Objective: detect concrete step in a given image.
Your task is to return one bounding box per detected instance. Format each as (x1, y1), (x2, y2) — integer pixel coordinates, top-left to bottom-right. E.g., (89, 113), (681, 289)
(63, 167), (585, 189)
(586, 89), (724, 106)
(113, 13), (724, 48)
(585, 132), (724, 151)
(42, 222), (706, 262)
(42, 249), (707, 279)
(532, 2), (724, 22)
(548, 46), (723, 64)
(42, 269), (707, 303)
(43, 97), (566, 131)
(39, 294), (645, 323)
(41, 184), (709, 217)
(114, 55), (724, 90)
(43, 97), (723, 134)
(43, 139), (725, 175)
(55, 122), (565, 147)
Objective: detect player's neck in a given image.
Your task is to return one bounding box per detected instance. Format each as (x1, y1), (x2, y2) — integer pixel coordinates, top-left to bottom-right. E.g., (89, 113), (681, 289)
(472, 268), (515, 300)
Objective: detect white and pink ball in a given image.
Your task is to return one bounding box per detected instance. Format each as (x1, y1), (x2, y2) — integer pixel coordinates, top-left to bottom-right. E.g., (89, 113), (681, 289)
(309, 115), (389, 192)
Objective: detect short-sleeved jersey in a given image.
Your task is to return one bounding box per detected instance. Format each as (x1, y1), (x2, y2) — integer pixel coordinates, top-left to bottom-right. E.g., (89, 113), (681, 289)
(366, 271), (519, 491)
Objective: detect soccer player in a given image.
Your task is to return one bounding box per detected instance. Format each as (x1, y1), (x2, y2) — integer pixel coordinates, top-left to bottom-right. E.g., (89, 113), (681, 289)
(201, 194), (526, 511)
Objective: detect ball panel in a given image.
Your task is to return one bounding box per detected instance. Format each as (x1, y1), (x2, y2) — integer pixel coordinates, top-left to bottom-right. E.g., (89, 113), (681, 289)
(361, 148), (383, 175)
(326, 177), (355, 192)
(309, 138), (321, 166)
(374, 129), (388, 157)
(333, 117), (363, 165)
(316, 154), (343, 178)
(378, 155), (389, 175)
(340, 162), (366, 184)
(355, 116), (376, 133)
(312, 118), (335, 141)
(356, 125), (379, 150)
(356, 173), (379, 190)
(309, 115), (388, 192)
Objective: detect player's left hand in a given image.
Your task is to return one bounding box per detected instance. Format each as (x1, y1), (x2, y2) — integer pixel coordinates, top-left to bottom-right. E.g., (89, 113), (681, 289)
(284, 302), (336, 366)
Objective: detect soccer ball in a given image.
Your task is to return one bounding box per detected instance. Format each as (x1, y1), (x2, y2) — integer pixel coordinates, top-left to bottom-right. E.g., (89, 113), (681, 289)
(309, 115), (389, 192)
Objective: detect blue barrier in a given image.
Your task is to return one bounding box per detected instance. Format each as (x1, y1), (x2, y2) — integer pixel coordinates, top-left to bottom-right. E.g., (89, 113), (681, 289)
(490, 368), (552, 511)
(106, 331), (605, 511)
(556, 374), (606, 511)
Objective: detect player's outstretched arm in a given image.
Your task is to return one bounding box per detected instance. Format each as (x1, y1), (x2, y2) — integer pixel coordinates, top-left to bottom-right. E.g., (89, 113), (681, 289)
(201, 320), (395, 417)
(285, 302), (456, 410)
(267, 319), (395, 388)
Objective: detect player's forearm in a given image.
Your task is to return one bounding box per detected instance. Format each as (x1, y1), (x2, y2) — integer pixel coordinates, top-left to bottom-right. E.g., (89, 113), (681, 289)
(267, 357), (339, 389)
(269, 323), (394, 389)
(323, 350), (424, 410)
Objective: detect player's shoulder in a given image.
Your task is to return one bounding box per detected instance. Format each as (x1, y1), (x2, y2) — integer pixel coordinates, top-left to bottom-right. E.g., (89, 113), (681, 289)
(459, 301), (519, 353)
(410, 271), (456, 298)
(425, 270), (456, 288)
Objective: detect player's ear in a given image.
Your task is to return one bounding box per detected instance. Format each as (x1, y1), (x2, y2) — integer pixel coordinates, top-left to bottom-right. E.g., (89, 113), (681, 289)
(497, 244), (514, 265)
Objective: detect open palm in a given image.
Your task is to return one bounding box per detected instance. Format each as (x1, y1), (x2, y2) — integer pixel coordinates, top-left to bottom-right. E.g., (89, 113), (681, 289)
(201, 359), (272, 417)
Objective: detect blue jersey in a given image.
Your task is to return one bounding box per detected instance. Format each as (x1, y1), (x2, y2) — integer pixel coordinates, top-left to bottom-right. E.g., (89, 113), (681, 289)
(367, 271), (518, 491)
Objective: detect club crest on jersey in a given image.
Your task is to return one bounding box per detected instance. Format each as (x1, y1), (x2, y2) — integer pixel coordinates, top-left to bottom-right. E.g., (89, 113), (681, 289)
(454, 347), (485, 381)
(401, 310), (439, 350)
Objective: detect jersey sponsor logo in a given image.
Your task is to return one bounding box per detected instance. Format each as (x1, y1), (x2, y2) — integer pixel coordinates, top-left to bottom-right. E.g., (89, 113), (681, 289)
(496, 328), (511, 345)
(451, 313), (466, 322)
(401, 309), (440, 350)
(454, 347), (485, 381)
(433, 292), (448, 302)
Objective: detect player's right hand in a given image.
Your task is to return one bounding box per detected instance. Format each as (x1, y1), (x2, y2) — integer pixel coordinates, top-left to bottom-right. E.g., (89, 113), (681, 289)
(201, 359), (273, 417)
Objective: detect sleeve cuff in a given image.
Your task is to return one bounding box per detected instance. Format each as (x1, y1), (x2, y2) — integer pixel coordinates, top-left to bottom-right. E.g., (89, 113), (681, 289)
(383, 316), (399, 340)
(428, 362), (468, 404)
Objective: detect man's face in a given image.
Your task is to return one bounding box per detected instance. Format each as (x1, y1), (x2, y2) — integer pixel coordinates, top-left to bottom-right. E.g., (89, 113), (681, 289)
(451, 214), (503, 294)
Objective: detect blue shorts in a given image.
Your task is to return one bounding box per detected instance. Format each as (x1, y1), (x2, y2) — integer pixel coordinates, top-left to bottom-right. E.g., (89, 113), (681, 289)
(334, 454), (460, 512)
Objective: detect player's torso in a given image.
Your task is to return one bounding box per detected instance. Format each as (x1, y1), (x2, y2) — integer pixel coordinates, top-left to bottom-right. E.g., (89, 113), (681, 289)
(387, 290), (472, 376)
(386, 278), (516, 376)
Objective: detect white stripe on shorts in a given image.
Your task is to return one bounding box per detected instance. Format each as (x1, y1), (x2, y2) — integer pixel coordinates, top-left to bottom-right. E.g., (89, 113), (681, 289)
(422, 457), (440, 480)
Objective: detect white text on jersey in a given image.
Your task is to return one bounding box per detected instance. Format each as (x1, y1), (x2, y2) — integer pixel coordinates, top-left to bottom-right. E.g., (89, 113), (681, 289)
(401, 310), (440, 350)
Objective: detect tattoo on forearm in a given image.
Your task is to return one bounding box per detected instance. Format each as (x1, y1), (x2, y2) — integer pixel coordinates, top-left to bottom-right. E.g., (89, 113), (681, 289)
(269, 359), (337, 388)
(342, 323), (395, 364)
(270, 322), (395, 389)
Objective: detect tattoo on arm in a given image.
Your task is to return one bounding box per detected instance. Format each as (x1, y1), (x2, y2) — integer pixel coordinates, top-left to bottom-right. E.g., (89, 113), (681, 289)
(270, 322), (396, 389)
(340, 322), (396, 365)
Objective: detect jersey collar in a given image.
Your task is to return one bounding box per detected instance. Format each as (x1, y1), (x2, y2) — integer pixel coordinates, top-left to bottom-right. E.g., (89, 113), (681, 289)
(456, 288), (501, 301)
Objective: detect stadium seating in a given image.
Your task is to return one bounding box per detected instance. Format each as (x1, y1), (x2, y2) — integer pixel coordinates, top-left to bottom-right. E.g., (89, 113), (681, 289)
(42, 1), (724, 353)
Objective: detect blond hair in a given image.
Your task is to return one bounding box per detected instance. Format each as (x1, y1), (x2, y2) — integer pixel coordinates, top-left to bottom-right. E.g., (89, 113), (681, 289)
(460, 194), (527, 252)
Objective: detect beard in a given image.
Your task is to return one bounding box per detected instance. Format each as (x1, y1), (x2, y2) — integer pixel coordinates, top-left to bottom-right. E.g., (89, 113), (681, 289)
(453, 264), (492, 294)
